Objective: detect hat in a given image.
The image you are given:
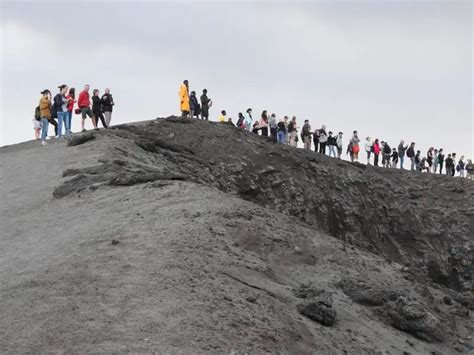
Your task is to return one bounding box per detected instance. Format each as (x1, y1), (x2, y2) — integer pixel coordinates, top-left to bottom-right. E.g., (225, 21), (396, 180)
(40, 89), (50, 95)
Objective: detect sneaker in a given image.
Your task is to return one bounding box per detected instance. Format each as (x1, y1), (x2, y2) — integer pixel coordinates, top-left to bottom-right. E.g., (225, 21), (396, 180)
(46, 136), (51, 140)
(41, 141), (47, 147)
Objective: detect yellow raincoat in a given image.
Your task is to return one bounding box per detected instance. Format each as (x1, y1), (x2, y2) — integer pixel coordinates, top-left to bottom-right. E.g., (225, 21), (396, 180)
(179, 84), (190, 112)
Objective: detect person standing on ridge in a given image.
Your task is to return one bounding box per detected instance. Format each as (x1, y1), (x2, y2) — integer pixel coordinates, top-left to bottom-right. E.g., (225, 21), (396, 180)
(336, 132), (343, 159)
(269, 113), (277, 140)
(277, 117), (287, 143)
(317, 125), (328, 154)
(288, 116), (298, 147)
(373, 139), (381, 166)
(398, 140), (408, 169)
(189, 91), (200, 119)
(327, 131), (337, 157)
(415, 150), (422, 171)
(302, 119), (312, 150)
(406, 142), (416, 170)
(92, 89), (108, 129)
(66, 88), (76, 135)
(39, 90), (52, 147)
(244, 108), (253, 131)
(54, 84), (70, 138)
(426, 147), (435, 173)
(445, 154), (454, 176)
(218, 110), (227, 123)
(236, 113), (245, 129)
(457, 156), (466, 177)
(437, 149), (445, 174)
(101, 88), (114, 127)
(259, 110), (269, 136)
(179, 80), (190, 117)
(350, 130), (360, 162)
(451, 153), (457, 176)
(391, 148), (399, 168)
(433, 149), (439, 173)
(200, 89), (211, 120)
(382, 141), (391, 168)
(365, 137), (372, 165)
(78, 84), (96, 132)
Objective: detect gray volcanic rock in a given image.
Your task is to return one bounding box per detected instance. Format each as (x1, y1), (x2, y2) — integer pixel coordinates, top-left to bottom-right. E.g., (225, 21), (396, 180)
(1, 117), (473, 354)
(54, 117), (473, 291)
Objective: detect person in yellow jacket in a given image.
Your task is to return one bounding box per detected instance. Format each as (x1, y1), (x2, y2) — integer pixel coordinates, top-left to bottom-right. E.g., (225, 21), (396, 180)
(39, 89), (52, 147)
(179, 80), (190, 117)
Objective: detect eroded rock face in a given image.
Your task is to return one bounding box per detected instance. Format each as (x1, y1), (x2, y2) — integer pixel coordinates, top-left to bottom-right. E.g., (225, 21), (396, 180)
(55, 117), (473, 291)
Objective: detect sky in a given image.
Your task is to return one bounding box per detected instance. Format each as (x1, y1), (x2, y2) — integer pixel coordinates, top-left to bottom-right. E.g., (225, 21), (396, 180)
(1, 0), (472, 159)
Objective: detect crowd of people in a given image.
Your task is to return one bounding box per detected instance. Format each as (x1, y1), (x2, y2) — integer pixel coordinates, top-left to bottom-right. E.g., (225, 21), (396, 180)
(178, 80), (473, 179)
(35, 84), (114, 146)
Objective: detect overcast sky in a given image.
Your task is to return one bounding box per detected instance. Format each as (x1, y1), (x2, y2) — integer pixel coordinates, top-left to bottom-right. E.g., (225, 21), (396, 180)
(1, 1), (472, 158)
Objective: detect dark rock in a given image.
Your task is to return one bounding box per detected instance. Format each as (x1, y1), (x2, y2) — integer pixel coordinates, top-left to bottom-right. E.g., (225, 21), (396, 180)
(246, 295), (258, 303)
(297, 293), (336, 326)
(111, 240), (120, 245)
(67, 133), (96, 147)
(386, 297), (446, 343)
(443, 296), (454, 305)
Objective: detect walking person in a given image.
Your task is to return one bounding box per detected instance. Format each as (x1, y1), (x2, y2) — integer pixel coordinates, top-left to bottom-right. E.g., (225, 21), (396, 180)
(66, 87), (76, 134)
(200, 89), (211, 120)
(350, 131), (360, 162)
(101, 88), (114, 127)
(327, 132), (337, 157)
(288, 116), (298, 147)
(365, 137), (372, 164)
(39, 90), (52, 146)
(336, 132), (343, 159)
(179, 80), (190, 117)
(277, 117), (287, 143)
(78, 84), (96, 132)
(373, 139), (381, 166)
(406, 142), (416, 171)
(92, 89), (108, 128)
(398, 140), (408, 169)
(54, 84), (70, 138)
(259, 111), (269, 136)
(302, 119), (312, 150)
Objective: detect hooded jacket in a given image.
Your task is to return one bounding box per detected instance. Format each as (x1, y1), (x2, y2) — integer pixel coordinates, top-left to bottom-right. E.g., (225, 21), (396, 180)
(179, 84), (190, 112)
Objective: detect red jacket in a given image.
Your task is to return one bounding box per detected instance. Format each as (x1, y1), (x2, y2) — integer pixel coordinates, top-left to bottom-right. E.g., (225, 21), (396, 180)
(66, 95), (76, 112)
(373, 143), (381, 155)
(77, 90), (91, 108)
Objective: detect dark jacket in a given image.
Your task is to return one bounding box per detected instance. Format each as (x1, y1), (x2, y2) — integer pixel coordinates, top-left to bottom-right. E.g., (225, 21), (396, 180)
(190, 95), (200, 112)
(438, 153), (445, 163)
(398, 144), (407, 157)
(101, 94), (114, 112)
(406, 146), (415, 158)
(277, 121), (286, 133)
(302, 123), (311, 137)
(445, 157), (454, 168)
(92, 95), (102, 113)
(327, 136), (337, 146)
(383, 144), (391, 155)
(287, 122), (296, 133)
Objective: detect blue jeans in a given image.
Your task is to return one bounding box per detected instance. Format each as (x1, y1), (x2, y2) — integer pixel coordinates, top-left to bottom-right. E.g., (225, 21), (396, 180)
(66, 111), (72, 134)
(400, 156), (404, 169)
(41, 118), (49, 141)
(57, 111), (68, 137)
(328, 145), (336, 157)
(277, 131), (286, 143)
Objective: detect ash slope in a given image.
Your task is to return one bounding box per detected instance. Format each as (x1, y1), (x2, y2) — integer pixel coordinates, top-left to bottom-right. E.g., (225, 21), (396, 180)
(0, 117), (472, 354)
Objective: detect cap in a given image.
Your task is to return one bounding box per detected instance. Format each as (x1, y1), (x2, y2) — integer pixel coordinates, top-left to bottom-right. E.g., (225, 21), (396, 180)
(40, 89), (51, 95)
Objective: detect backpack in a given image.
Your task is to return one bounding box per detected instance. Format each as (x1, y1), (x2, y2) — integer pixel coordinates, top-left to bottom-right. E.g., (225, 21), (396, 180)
(34, 106), (41, 121)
